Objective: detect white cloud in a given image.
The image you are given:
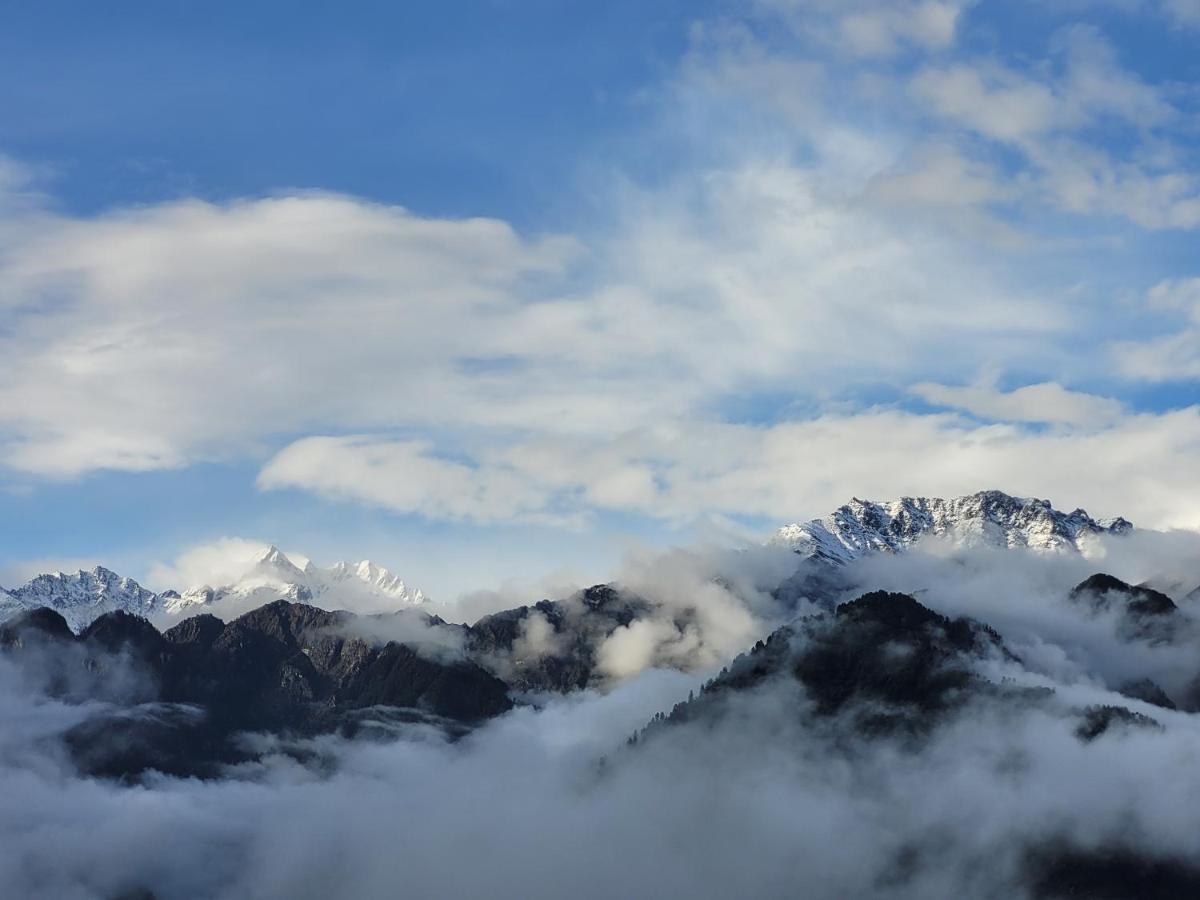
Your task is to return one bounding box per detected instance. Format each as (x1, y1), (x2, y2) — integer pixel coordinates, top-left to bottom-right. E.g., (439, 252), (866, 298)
(913, 27), (1172, 146)
(863, 142), (1009, 209)
(911, 379), (1125, 426)
(0, 151), (1074, 486)
(146, 537), (276, 591)
(913, 63), (1063, 144)
(1113, 278), (1200, 380)
(0, 194), (578, 476)
(260, 407), (1200, 531)
(911, 26), (1199, 228)
(759, 0), (970, 57)
(257, 436), (559, 525)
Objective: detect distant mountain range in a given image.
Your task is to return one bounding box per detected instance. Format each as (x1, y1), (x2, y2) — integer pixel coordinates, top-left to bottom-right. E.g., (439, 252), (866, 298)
(0, 566), (162, 632)
(164, 545), (426, 616)
(771, 489), (1133, 564)
(0, 545), (426, 632)
(0, 491), (1142, 632)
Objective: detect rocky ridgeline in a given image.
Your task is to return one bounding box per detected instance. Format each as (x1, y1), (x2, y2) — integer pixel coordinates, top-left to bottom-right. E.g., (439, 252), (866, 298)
(772, 490), (1133, 564)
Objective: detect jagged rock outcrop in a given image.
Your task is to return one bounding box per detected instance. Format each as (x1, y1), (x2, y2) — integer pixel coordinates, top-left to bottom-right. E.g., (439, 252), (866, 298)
(772, 490), (1132, 565)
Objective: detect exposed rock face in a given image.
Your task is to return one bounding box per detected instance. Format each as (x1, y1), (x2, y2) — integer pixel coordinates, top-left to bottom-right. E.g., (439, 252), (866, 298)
(772, 490), (1132, 565)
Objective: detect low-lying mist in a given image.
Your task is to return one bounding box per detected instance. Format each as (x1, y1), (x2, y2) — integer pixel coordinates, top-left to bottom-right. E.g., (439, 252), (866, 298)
(3, 528), (1200, 899)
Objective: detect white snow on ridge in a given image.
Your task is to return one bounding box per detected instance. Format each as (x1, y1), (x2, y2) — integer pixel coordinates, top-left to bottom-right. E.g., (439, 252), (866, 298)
(0, 566), (161, 632)
(165, 545), (426, 617)
(771, 490), (1133, 565)
(1, 546), (426, 631)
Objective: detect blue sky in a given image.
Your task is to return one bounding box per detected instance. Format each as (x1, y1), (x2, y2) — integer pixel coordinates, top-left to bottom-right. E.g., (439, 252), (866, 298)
(1, 0), (1199, 599)
(0, 1), (708, 222)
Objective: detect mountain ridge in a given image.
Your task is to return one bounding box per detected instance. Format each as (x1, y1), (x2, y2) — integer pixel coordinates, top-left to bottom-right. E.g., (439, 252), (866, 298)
(0, 566), (162, 632)
(165, 544), (427, 617)
(0, 546), (427, 631)
(771, 489), (1133, 565)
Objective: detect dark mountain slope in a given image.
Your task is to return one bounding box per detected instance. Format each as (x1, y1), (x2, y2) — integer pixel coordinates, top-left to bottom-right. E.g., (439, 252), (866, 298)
(0, 600), (512, 778)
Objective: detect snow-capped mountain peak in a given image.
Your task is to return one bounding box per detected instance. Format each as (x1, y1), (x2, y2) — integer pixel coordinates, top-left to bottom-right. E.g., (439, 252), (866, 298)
(772, 490), (1132, 565)
(0, 566), (161, 632)
(325, 559), (422, 602)
(248, 545), (309, 582)
(1, 546), (428, 630)
(165, 546), (426, 616)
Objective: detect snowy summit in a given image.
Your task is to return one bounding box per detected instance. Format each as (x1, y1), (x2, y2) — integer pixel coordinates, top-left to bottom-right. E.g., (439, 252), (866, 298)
(166, 545), (427, 617)
(771, 490), (1133, 565)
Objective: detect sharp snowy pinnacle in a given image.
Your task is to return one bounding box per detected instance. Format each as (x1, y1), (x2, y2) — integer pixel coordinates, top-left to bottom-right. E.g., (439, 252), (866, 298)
(770, 489), (1133, 565)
